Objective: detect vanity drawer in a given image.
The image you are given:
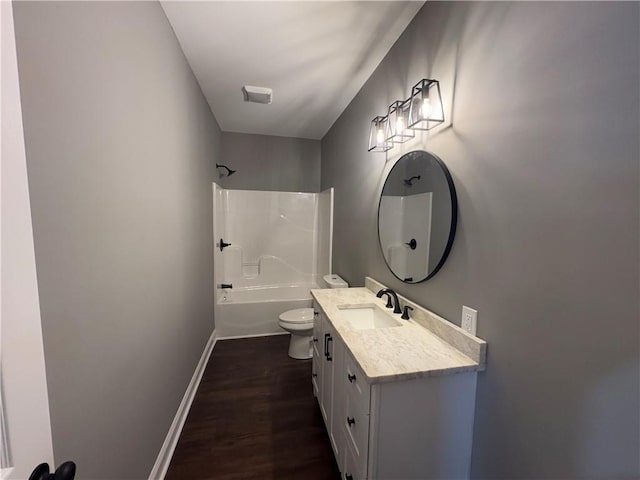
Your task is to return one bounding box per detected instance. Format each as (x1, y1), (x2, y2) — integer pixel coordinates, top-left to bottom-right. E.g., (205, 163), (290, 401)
(342, 429), (365, 480)
(344, 352), (371, 414)
(344, 393), (369, 475)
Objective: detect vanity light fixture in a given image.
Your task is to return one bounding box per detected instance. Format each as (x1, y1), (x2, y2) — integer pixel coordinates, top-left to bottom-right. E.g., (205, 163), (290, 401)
(385, 99), (414, 144)
(408, 79), (444, 130)
(368, 78), (444, 152)
(368, 116), (392, 152)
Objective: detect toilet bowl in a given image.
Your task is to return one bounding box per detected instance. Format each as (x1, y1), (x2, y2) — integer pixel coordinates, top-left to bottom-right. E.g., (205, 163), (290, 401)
(278, 308), (315, 359)
(279, 274), (349, 359)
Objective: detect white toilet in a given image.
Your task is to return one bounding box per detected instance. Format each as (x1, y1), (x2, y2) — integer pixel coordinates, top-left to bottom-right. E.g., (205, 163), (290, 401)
(278, 274), (349, 359)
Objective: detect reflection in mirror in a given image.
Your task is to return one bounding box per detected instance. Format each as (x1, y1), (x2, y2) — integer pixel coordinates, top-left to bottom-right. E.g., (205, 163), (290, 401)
(378, 151), (457, 283)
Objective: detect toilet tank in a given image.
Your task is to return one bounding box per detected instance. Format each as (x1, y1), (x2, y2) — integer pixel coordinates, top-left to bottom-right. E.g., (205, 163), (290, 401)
(323, 274), (348, 289)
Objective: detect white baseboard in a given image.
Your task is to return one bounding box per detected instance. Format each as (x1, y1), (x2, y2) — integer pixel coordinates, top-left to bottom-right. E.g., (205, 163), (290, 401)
(148, 329), (217, 480)
(217, 331), (289, 341)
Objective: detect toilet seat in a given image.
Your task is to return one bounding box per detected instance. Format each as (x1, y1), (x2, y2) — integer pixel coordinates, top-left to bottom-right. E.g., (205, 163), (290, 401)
(278, 321), (313, 332)
(279, 307), (314, 324)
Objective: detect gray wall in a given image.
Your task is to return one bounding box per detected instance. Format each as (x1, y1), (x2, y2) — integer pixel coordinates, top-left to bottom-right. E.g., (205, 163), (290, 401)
(321, 2), (639, 479)
(219, 132), (320, 192)
(13, 2), (221, 478)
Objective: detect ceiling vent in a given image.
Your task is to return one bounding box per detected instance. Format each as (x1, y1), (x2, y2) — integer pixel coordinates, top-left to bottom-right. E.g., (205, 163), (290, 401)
(241, 85), (273, 104)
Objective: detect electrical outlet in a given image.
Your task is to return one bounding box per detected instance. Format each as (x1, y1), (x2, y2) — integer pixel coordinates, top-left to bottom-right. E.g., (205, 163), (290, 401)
(461, 306), (477, 336)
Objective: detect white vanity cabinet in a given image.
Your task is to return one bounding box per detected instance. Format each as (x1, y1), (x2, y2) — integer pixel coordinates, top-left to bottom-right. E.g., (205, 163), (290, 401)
(311, 280), (487, 480)
(339, 351), (478, 480)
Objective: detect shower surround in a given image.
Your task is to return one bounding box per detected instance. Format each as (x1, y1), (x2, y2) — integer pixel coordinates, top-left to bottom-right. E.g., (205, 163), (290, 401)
(213, 184), (333, 338)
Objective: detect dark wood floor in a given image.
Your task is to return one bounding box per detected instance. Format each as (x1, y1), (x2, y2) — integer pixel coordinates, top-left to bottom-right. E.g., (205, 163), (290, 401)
(165, 335), (341, 480)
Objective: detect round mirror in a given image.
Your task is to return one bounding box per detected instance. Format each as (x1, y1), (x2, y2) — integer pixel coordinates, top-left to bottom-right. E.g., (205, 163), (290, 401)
(377, 150), (457, 283)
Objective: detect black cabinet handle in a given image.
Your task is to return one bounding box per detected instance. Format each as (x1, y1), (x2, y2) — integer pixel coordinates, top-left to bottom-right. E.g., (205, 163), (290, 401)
(314, 310), (319, 317)
(312, 373), (317, 378)
(347, 416), (355, 427)
(345, 475), (353, 480)
(347, 373), (356, 383)
(326, 336), (333, 361)
(324, 333), (330, 357)
(313, 337), (318, 343)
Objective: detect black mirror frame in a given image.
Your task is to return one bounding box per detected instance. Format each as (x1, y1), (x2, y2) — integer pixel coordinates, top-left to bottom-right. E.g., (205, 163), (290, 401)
(377, 150), (458, 283)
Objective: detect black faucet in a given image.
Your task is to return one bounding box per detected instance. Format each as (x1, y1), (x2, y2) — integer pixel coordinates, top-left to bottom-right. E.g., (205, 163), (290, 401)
(377, 290), (394, 309)
(376, 288), (402, 314)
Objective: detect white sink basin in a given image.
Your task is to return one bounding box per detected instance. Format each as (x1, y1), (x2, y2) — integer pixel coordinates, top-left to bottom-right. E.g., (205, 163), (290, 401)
(337, 304), (402, 331)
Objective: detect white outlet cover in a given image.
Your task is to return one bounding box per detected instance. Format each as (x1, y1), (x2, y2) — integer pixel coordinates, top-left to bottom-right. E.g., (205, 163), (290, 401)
(461, 306), (478, 336)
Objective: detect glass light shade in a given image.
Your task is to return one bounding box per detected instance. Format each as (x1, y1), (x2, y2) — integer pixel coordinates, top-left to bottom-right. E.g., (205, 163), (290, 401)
(368, 116), (392, 152)
(408, 79), (444, 130)
(386, 100), (414, 143)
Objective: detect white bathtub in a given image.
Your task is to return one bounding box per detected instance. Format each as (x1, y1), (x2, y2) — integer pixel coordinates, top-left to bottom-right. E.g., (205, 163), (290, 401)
(215, 283), (319, 338)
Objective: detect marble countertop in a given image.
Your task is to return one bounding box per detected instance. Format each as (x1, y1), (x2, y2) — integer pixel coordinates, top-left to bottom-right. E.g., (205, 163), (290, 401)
(311, 277), (487, 384)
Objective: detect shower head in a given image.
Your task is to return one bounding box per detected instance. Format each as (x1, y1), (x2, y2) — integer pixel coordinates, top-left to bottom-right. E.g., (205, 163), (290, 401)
(403, 175), (421, 187)
(216, 163), (236, 177)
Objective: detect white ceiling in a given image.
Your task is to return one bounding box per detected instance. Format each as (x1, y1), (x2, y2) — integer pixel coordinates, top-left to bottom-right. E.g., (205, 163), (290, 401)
(161, 1), (424, 140)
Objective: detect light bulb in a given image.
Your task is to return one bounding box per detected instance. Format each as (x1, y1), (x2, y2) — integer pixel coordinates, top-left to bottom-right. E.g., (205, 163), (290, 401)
(396, 117), (404, 134)
(376, 128), (384, 144)
(422, 98), (431, 119)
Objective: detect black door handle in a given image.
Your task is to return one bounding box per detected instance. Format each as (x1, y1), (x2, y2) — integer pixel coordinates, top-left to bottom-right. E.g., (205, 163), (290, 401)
(324, 333), (330, 358)
(326, 336), (333, 361)
(347, 416), (355, 427)
(347, 373), (356, 383)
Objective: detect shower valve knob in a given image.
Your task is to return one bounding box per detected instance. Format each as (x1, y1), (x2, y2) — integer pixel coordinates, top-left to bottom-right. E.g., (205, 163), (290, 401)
(218, 238), (232, 251)
(405, 238), (417, 250)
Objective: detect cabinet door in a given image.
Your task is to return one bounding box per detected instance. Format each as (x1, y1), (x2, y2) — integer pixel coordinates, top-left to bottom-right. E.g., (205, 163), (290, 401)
(329, 329), (345, 463)
(312, 353), (320, 397)
(312, 302), (323, 359)
(319, 317), (334, 425)
(312, 303), (323, 397)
